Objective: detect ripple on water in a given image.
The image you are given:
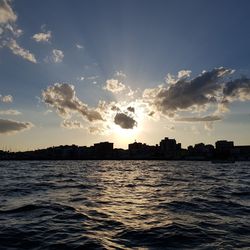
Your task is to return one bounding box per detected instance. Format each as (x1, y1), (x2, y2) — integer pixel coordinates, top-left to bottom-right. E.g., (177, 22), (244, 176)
(0, 161), (249, 249)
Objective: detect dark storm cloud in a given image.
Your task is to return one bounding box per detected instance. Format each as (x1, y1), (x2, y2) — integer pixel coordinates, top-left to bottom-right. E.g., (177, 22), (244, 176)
(0, 118), (33, 134)
(114, 113), (137, 129)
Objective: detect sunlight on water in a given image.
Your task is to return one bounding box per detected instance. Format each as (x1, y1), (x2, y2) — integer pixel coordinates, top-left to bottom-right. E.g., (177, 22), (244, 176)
(0, 160), (249, 249)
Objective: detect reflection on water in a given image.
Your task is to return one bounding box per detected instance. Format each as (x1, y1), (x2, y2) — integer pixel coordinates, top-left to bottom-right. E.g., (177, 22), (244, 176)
(0, 160), (249, 249)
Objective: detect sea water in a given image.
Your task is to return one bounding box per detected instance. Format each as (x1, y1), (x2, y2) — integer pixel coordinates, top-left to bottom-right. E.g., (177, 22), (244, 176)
(0, 161), (249, 249)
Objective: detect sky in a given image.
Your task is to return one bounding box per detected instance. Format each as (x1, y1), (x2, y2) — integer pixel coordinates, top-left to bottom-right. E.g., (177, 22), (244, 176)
(0, 0), (250, 151)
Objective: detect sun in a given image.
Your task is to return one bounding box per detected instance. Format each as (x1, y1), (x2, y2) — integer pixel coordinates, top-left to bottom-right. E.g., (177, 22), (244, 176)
(109, 103), (146, 147)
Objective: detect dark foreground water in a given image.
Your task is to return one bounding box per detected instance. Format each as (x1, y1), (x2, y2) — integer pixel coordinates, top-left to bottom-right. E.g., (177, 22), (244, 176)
(0, 161), (249, 250)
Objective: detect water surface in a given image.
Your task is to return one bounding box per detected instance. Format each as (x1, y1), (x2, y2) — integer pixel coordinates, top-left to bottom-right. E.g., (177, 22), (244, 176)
(0, 161), (249, 249)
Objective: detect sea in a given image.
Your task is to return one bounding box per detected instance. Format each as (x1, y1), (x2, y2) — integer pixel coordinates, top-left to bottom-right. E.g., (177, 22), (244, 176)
(0, 161), (249, 250)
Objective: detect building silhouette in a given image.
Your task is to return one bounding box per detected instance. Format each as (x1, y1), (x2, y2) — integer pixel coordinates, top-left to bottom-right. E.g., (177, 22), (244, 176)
(0, 137), (249, 161)
(160, 137), (181, 159)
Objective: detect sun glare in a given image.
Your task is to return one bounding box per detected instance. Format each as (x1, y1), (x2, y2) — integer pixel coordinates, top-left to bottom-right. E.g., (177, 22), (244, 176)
(110, 102), (146, 146)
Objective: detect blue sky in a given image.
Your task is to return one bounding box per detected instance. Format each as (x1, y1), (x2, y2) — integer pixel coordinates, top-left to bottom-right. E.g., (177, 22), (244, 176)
(0, 0), (250, 150)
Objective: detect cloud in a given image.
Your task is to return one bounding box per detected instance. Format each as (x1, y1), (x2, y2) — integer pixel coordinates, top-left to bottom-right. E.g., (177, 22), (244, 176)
(0, 118), (33, 134)
(143, 67), (234, 117)
(61, 120), (83, 129)
(223, 77), (250, 102)
(0, 1), (37, 63)
(87, 75), (98, 80)
(103, 79), (126, 93)
(115, 70), (126, 78)
(114, 113), (137, 129)
(0, 109), (21, 115)
(0, 94), (13, 103)
(0, 0), (17, 24)
(7, 39), (37, 63)
(76, 43), (83, 49)
(32, 31), (51, 43)
(42, 83), (103, 122)
(77, 76), (85, 81)
(88, 126), (106, 135)
(51, 49), (64, 63)
(165, 125), (175, 131)
(127, 106), (135, 113)
(175, 115), (222, 122)
(175, 115), (222, 131)
(165, 70), (192, 85)
(204, 122), (214, 131)
(45, 49), (64, 63)
(177, 70), (192, 79)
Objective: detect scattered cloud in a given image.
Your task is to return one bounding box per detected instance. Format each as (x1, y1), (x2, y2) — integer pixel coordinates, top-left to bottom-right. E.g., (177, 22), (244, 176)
(76, 76), (85, 81)
(165, 125), (175, 131)
(114, 113), (137, 129)
(0, 109), (21, 115)
(51, 49), (64, 63)
(223, 77), (250, 102)
(61, 120), (83, 129)
(0, 1), (37, 63)
(76, 43), (84, 49)
(115, 70), (126, 78)
(103, 79), (126, 93)
(143, 67), (233, 117)
(175, 115), (222, 131)
(0, 94), (13, 103)
(7, 39), (37, 63)
(32, 30), (51, 43)
(43, 109), (52, 115)
(87, 75), (98, 80)
(127, 106), (135, 113)
(0, 118), (33, 134)
(0, 0), (17, 24)
(175, 115), (222, 122)
(88, 126), (106, 135)
(204, 122), (214, 131)
(42, 83), (103, 122)
(144, 67), (250, 119)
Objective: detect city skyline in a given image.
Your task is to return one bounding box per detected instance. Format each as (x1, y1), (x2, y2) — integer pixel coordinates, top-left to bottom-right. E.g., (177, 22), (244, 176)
(1, 136), (249, 161)
(1, 0), (250, 151)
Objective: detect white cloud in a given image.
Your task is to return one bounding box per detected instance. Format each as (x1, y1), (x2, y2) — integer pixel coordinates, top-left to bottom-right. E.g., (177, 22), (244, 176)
(76, 43), (83, 49)
(32, 31), (51, 43)
(51, 49), (64, 63)
(87, 75), (98, 80)
(0, 94), (13, 103)
(0, 118), (33, 135)
(115, 70), (126, 78)
(76, 76), (85, 81)
(45, 49), (64, 63)
(0, 1), (37, 63)
(0, 0), (17, 24)
(7, 39), (37, 63)
(0, 109), (21, 115)
(103, 79), (126, 93)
